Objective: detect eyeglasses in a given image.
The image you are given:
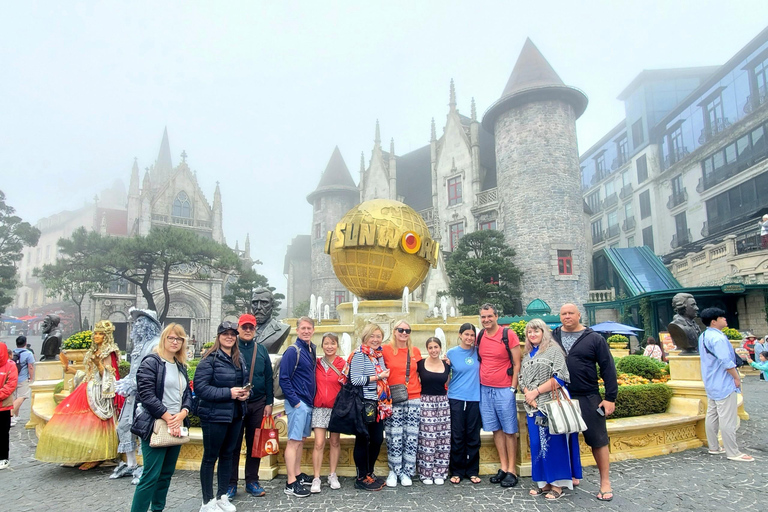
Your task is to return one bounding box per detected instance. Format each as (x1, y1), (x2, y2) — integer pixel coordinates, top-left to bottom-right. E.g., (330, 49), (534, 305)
(167, 336), (185, 343)
(240, 324), (256, 331)
(396, 328), (411, 334)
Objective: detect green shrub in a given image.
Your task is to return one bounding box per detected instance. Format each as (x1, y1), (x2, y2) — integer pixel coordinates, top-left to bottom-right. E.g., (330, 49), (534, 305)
(723, 327), (742, 341)
(508, 320), (527, 341)
(118, 360), (131, 378)
(63, 330), (92, 350)
(617, 354), (665, 380)
(602, 383), (673, 419)
(188, 414), (201, 428)
(53, 380), (65, 394)
(202, 341), (215, 349)
(187, 358), (200, 381)
(607, 334), (629, 345)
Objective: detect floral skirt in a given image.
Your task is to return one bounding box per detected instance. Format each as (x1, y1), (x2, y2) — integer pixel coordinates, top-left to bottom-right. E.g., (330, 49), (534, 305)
(417, 394), (450, 480)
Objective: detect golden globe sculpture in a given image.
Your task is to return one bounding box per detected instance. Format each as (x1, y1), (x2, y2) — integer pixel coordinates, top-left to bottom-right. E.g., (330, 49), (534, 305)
(324, 199), (439, 300)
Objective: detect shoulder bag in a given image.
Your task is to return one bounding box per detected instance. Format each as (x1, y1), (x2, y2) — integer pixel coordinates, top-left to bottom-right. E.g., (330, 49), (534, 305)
(389, 351), (410, 404)
(539, 378), (588, 435)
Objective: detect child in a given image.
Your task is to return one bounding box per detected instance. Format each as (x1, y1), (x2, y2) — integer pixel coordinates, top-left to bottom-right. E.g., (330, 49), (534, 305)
(748, 351), (768, 381)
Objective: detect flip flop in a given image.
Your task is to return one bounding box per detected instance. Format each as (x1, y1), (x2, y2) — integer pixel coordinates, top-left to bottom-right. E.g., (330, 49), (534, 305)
(450, 476), (462, 484)
(529, 486), (551, 496)
(596, 490), (614, 501)
(726, 453), (755, 462)
(545, 489), (564, 500)
(469, 476), (482, 484)
(708, 448), (726, 454)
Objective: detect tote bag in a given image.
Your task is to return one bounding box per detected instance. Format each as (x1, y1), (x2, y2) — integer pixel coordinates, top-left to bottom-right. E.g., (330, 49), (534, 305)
(252, 416), (280, 458)
(539, 378), (588, 435)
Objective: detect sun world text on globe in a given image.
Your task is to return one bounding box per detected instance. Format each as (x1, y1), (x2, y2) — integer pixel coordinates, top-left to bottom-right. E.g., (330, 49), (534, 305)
(324, 199), (439, 300)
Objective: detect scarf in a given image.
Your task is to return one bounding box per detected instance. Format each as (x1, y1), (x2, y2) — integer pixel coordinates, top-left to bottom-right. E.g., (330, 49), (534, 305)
(359, 345), (393, 421)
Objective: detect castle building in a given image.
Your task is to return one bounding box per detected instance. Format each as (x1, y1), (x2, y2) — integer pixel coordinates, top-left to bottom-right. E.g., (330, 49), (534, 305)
(286, 39), (592, 316)
(580, 26), (768, 336)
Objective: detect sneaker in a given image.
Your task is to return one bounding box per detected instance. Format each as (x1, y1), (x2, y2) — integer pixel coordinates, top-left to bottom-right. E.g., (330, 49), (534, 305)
(297, 472), (312, 486)
(370, 473), (386, 487)
(423, 478), (433, 485)
(226, 484), (238, 500)
(0, 460), (9, 470)
(284, 481), (310, 497)
(434, 478), (444, 485)
(110, 463), (138, 479)
(199, 499), (219, 512)
(311, 477), (322, 493)
(354, 475), (384, 491)
(500, 472), (519, 488)
(216, 495), (236, 512)
(245, 481), (265, 497)
(400, 474), (412, 487)
(131, 465), (143, 486)
(489, 468), (505, 484)
(386, 471), (398, 487)
(328, 473), (341, 490)
(10, 416), (17, 427)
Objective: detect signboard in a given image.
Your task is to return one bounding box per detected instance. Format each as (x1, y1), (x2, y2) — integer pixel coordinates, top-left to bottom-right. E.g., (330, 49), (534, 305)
(659, 331), (676, 352)
(721, 283), (746, 294)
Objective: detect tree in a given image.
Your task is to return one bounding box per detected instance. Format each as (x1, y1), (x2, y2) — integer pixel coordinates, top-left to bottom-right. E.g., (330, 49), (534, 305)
(56, 226), (241, 322)
(445, 230), (521, 316)
(293, 299), (310, 317)
(34, 262), (107, 331)
(0, 190), (40, 313)
(222, 267), (284, 318)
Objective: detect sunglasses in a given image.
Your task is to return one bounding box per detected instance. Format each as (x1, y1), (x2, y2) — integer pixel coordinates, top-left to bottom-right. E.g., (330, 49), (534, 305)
(396, 328), (412, 334)
(239, 324), (256, 331)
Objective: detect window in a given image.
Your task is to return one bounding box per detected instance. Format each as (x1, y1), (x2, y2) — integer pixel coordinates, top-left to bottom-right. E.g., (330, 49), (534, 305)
(705, 172), (768, 233)
(449, 222), (464, 251)
(621, 170), (631, 187)
(314, 222), (322, 239)
(642, 226), (654, 251)
(591, 219), (603, 243)
(699, 121), (768, 190)
(172, 191), (192, 218)
(587, 191), (601, 213)
(478, 220), (497, 231)
(108, 278), (129, 294)
(753, 55), (768, 101)
(667, 125), (686, 164)
(636, 154), (648, 183)
(674, 212), (689, 246)
(627, 236), (635, 247)
(616, 135), (628, 165)
(447, 176), (462, 206)
(639, 190), (651, 219)
(595, 153), (607, 176)
(670, 175), (684, 206)
(334, 290), (346, 307)
(607, 211), (618, 228)
(557, 250), (572, 275)
(632, 119), (644, 147)
(314, 197), (322, 211)
(624, 202), (633, 221)
(604, 180), (615, 197)
(703, 94), (726, 136)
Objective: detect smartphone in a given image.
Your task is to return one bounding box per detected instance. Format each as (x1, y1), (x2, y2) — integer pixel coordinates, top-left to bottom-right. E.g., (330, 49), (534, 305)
(242, 383), (253, 391)
(168, 426), (190, 437)
(596, 406), (605, 417)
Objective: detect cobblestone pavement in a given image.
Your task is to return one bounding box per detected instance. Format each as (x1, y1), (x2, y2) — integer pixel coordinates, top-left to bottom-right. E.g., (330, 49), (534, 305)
(2, 375), (766, 512)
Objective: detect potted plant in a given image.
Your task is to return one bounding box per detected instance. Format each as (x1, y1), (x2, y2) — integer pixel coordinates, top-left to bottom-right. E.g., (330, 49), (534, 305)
(607, 334), (629, 349)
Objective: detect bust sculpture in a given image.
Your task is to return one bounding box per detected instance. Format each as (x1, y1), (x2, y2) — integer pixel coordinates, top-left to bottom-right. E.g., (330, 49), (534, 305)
(251, 287), (291, 354)
(667, 293), (701, 354)
(41, 314), (62, 361)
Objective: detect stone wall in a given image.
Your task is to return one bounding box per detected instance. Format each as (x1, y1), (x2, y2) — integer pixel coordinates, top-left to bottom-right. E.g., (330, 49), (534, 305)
(494, 99), (589, 310)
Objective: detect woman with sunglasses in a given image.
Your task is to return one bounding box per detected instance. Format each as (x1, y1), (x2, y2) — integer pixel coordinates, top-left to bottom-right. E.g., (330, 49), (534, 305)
(130, 324), (193, 512)
(382, 320), (422, 487)
(194, 321), (249, 512)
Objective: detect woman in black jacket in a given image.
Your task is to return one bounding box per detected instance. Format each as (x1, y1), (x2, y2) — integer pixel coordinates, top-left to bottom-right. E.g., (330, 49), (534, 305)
(130, 323), (193, 512)
(194, 321), (249, 512)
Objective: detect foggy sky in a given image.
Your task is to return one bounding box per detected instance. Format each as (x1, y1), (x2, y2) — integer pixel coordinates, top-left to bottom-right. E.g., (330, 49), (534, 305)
(2, 1), (767, 299)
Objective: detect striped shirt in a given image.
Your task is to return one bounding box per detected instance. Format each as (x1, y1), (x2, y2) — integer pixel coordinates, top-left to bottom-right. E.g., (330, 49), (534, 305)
(350, 349), (387, 400)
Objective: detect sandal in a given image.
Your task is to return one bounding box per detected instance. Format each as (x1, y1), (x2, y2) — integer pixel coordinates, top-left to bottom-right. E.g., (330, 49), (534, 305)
(469, 476), (482, 484)
(450, 476), (462, 484)
(596, 490), (614, 501)
(544, 489), (564, 500)
(529, 485), (550, 496)
(726, 453), (755, 462)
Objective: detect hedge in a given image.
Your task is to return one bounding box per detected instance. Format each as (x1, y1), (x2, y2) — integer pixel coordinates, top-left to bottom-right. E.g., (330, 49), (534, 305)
(601, 383), (673, 419)
(616, 355), (667, 380)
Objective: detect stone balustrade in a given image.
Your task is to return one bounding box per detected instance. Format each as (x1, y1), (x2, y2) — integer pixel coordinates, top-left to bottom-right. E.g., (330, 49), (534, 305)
(588, 288), (615, 302)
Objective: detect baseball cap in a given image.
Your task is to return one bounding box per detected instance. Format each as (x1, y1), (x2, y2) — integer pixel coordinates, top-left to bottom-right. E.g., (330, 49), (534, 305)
(217, 321), (239, 335)
(238, 314), (257, 326)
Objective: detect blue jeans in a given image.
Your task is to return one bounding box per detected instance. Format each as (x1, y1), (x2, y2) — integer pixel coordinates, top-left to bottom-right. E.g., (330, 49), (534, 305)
(201, 419), (243, 502)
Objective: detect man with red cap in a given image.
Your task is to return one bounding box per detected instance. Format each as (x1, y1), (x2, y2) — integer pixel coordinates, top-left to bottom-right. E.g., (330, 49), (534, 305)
(226, 313), (274, 499)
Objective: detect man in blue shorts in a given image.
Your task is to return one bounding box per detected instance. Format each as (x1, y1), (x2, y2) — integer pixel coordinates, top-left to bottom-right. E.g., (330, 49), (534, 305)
(280, 316), (317, 498)
(477, 304), (521, 487)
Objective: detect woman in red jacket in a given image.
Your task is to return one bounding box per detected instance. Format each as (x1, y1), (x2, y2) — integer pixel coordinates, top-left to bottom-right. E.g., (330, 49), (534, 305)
(1, 342), (19, 470)
(310, 333), (346, 493)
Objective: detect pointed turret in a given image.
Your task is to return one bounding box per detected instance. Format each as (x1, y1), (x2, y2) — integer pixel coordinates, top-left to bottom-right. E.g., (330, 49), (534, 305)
(306, 146), (359, 204)
(374, 119), (381, 145)
(212, 181), (223, 243)
(141, 168), (152, 193)
(359, 151), (366, 195)
(430, 118), (437, 142)
(388, 138), (397, 200)
(244, 233), (251, 259)
(471, 98), (477, 122)
(449, 78), (457, 111)
(482, 38), (587, 131)
(127, 158), (141, 232)
(153, 127), (174, 184)
(129, 158), (140, 196)
(235, 240), (240, 252)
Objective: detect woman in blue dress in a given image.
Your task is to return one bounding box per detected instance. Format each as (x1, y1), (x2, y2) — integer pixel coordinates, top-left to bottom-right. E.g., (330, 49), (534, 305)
(520, 319), (582, 500)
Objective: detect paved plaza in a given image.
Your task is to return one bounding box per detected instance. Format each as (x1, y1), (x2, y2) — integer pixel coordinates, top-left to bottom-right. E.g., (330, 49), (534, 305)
(1, 340), (765, 511)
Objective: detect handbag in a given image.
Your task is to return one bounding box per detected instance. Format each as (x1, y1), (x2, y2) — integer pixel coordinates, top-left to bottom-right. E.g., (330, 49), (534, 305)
(539, 378), (588, 435)
(149, 418), (190, 448)
(328, 382), (366, 436)
(389, 351), (411, 404)
(251, 416), (280, 458)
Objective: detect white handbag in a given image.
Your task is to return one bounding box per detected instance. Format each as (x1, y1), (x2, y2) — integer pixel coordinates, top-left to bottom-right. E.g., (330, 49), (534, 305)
(539, 378), (588, 435)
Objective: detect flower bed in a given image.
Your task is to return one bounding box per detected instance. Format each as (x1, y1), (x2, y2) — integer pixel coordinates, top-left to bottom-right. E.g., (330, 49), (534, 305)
(62, 330), (92, 350)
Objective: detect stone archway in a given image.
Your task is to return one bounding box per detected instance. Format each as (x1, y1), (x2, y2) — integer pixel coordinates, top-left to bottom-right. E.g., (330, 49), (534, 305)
(156, 290), (212, 350)
(107, 310), (129, 352)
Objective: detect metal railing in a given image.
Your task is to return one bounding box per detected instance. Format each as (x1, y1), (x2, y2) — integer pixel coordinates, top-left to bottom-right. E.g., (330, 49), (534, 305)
(671, 229), (693, 249)
(667, 189), (688, 209)
(611, 154), (629, 171)
(619, 184), (633, 200)
(606, 224), (620, 239)
(603, 193), (618, 209)
(698, 118), (732, 145)
(593, 230), (605, 244)
(743, 86), (767, 114)
(664, 146), (690, 168)
(622, 217), (636, 232)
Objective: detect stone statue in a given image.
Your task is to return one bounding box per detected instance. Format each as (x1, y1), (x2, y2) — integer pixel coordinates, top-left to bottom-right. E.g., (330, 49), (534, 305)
(402, 287), (410, 314)
(667, 292), (701, 354)
(251, 287), (291, 354)
(41, 314), (62, 361)
(353, 296), (359, 315)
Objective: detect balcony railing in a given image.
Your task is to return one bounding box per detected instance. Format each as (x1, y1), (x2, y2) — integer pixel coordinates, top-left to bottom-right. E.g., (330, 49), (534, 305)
(743, 85), (767, 114)
(588, 288), (616, 303)
(588, 201), (603, 216)
(603, 193), (618, 209)
(735, 226), (765, 255)
(671, 229), (693, 249)
(667, 189), (688, 209)
(701, 221), (709, 238)
(606, 224), (620, 239)
(698, 118), (732, 145)
(663, 146), (690, 168)
(476, 188), (498, 206)
(593, 230), (605, 244)
(419, 207), (436, 226)
(611, 154), (629, 171)
(622, 217), (636, 232)
(619, 184), (633, 200)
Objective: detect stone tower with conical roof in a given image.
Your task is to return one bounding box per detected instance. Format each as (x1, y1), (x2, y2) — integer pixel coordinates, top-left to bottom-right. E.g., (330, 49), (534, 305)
(482, 38), (590, 310)
(306, 147), (360, 313)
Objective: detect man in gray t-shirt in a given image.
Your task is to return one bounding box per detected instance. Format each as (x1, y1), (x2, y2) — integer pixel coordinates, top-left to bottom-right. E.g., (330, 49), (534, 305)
(560, 329), (585, 354)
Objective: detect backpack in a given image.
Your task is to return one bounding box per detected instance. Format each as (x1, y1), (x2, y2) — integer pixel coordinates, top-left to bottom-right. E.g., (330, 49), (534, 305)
(12, 349), (28, 377)
(476, 327), (516, 376)
(273, 343), (316, 400)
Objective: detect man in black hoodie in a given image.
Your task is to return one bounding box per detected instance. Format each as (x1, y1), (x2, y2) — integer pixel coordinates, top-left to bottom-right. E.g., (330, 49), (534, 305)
(552, 303), (618, 502)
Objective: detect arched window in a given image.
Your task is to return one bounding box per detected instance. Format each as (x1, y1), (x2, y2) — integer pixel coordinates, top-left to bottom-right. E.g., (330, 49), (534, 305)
(172, 191), (192, 218)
